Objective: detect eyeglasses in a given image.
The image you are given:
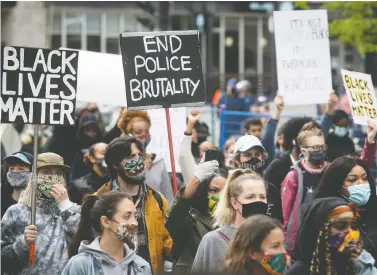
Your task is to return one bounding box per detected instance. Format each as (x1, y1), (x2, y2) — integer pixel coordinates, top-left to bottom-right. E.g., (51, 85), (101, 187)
(304, 144), (328, 152)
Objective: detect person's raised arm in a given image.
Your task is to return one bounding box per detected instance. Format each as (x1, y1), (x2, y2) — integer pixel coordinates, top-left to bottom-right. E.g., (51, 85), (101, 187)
(360, 119), (377, 168)
(321, 91), (338, 137)
(179, 110), (201, 184)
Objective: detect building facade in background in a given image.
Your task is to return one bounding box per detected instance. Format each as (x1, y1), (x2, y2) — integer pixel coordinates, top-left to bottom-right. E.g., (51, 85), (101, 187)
(1, 1), (365, 96)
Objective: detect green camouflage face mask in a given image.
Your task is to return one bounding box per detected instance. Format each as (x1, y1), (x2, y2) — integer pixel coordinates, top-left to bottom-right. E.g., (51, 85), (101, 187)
(37, 173), (65, 199)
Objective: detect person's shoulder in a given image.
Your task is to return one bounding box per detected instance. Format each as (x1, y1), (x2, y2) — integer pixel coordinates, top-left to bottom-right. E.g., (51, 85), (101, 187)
(133, 254), (151, 269)
(64, 253), (94, 273)
(285, 261), (309, 275)
(6, 202), (27, 214)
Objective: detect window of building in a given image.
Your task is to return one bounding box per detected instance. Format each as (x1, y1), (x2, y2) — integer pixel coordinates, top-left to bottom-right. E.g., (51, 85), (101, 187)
(49, 9), (143, 54)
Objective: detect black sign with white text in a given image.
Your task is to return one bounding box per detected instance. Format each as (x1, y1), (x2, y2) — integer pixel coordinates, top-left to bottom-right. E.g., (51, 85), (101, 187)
(119, 30), (205, 110)
(1, 46), (79, 125)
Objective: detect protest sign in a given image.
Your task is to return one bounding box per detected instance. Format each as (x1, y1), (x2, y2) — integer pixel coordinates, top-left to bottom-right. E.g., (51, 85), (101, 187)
(341, 69), (377, 126)
(119, 30), (205, 110)
(1, 46), (79, 125)
(273, 10), (332, 105)
(147, 107), (186, 173)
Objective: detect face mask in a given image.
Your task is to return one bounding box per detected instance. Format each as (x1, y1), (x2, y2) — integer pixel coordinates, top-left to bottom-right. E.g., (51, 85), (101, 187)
(346, 183), (371, 206)
(135, 133), (151, 148)
(334, 126), (348, 137)
(239, 201), (268, 219)
(259, 253), (288, 275)
(122, 156), (146, 184)
(37, 173), (66, 199)
(208, 194), (219, 215)
(306, 150), (326, 166)
(328, 230), (360, 252)
(112, 220), (138, 242)
(7, 172), (30, 188)
(240, 157), (265, 173)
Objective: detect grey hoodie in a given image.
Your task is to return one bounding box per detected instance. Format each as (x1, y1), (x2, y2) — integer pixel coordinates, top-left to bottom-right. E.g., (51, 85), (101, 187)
(191, 224), (236, 274)
(61, 237), (152, 275)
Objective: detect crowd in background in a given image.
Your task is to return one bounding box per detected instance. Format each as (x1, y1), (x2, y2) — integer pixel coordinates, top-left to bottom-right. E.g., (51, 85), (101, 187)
(2, 77), (377, 275)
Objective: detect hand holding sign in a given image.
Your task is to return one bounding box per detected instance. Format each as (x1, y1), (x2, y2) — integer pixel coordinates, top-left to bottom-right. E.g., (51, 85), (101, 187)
(275, 94), (285, 112)
(367, 120), (377, 144)
(24, 225), (38, 245)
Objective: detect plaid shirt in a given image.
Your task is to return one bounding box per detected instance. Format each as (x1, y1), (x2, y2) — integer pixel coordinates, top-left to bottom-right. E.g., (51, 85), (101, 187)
(112, 179), (151, 264)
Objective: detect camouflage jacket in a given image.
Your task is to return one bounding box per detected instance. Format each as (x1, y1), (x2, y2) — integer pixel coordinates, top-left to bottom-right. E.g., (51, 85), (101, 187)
(1, 198), (81, 275)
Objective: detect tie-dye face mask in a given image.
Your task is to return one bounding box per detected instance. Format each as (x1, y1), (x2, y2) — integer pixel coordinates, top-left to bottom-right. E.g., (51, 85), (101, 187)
(123, 156), (146, 183)
(37, 169), (66, 199)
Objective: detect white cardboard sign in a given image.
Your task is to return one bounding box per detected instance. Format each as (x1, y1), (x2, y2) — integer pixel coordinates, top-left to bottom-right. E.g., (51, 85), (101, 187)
(146, 107), (187, 173)
(341, 69), (377, 126)
(273, 10), (332, 105)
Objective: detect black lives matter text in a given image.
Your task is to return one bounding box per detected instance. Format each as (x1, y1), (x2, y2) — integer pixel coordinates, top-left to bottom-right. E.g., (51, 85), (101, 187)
(1, 46), (78, 125)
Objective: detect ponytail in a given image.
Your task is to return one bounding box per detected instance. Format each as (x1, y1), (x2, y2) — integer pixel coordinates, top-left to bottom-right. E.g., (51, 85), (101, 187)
(69, 191), (132, 258)
(69, 195), (99, 257)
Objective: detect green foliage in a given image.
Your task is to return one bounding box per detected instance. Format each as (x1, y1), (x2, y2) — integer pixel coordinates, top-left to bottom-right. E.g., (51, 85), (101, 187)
(294, 2), (310, 10)
(293, 1), (377, 56)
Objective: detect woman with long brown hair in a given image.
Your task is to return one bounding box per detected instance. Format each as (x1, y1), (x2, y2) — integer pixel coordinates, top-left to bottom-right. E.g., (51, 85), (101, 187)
(223, 215), (289, 275)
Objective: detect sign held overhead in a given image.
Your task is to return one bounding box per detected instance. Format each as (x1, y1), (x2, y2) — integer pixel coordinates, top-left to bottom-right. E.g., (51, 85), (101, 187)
(1, 46), (79, 125)
(120, 30), (205, 110)
(273, 10), (332, 105)
(341, 69), (377, 126)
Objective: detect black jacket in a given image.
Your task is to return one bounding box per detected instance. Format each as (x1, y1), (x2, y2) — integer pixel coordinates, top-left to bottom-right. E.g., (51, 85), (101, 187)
(326, 133), (356, 162)
(264, 152), (293, 191)
(69, 171), (109, 205)
(266, 182), (283, 223)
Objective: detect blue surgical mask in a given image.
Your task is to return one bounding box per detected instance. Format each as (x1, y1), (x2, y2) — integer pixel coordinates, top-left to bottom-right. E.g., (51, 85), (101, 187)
(346, 183), (371, 207)
(334, 126), (348, 137)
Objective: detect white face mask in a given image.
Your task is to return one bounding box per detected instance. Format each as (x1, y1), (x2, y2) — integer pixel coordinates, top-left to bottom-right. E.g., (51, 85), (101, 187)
(112, 220), (138, 242)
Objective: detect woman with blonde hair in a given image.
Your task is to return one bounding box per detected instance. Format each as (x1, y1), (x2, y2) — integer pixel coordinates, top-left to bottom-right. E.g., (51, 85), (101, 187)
(117, 109), (174, 203)
(192, 169), (273, 273)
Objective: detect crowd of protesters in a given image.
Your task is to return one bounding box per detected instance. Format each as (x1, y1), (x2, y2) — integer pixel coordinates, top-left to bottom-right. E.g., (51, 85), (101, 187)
(2, 78), (377, 275)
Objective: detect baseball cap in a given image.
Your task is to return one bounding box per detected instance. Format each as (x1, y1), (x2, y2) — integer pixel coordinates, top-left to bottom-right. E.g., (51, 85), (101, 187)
(235, 135), (266, 153)
(4, 152), (33, 167)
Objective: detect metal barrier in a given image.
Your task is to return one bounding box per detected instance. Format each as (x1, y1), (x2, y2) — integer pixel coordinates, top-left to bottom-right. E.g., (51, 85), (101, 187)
(219, 109), (322, 150)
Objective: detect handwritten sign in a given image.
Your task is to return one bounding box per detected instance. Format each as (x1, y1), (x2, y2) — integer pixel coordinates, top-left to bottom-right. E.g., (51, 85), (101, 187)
(274, 10), (332, 105)
(146, 107), (186, 172)
(1, 46), (79, 125)
(341, 69), (377, 126)
(119, 30), (205, 110)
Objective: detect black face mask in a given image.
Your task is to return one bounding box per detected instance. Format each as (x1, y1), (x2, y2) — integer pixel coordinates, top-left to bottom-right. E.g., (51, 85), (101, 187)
(240, 157), (265, 173)
(307, 150), (327, 166)
(239, 201), (268, 218)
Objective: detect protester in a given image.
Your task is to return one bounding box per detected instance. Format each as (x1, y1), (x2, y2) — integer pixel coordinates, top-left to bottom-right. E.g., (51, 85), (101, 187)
(179, 110), (211, 183)
(117, 109), (174, 204)
(78, 102), (106, 135)
(275, 124), (286, 158)
(192, 170), (270, 273)
(314, 157), (377, 261)
(1, 153), (81, 275)
(69, 142), (109, 205)
(242, 94), (285, 166)
(20, 125), (48, 155)
(223, 215), (289, 275)
(287, 197), (377, 274)
(69, 113), (103, 183)
(199, 141), (216, 160)
(223, 137), (236, 168)
(166, 159), (227, 273)
(63, 192), (151, 275)
(326, 109), (356, 161)
(264, 91), (338, 191)
(281, 121), (329, 254)
(232, 135), (283, 222)
(236, 80), (256, 110)
(243, 118), (263, 139)
(95, 137), (172, 275)
(1, 152), (33, 218)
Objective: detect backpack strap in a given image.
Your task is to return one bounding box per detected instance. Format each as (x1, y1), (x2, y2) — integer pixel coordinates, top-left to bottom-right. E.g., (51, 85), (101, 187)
(151, 189), (163, 212)
(217, 231), (230, 243)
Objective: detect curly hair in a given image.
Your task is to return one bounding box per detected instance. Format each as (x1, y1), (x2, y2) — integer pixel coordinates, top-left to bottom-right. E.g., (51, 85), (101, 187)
(117, 109), (151, 135)
(296, 121), (324, 148)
